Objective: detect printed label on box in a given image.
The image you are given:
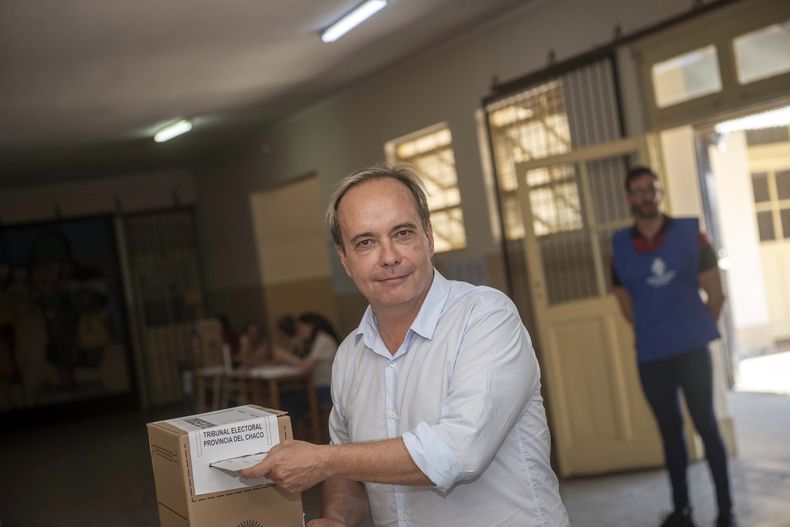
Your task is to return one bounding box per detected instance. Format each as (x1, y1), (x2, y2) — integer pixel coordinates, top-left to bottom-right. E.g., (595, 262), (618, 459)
(164, 406), (280, 495)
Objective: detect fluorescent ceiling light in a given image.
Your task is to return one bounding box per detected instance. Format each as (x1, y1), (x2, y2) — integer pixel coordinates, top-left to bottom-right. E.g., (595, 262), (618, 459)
(322, 0), (387, 43)
(714, 105), (790, 134)
(154, 119), (192, 143)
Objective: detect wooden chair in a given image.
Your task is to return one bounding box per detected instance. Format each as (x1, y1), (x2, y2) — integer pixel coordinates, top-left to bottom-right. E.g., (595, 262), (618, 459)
(191, 318), (225, 412)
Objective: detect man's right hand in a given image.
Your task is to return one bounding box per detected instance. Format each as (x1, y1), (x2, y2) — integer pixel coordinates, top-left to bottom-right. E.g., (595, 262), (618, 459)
(306, 519), (345, 527)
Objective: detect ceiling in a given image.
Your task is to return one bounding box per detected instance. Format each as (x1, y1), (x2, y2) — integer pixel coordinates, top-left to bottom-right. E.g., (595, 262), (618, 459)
(0, 0), (534, 188)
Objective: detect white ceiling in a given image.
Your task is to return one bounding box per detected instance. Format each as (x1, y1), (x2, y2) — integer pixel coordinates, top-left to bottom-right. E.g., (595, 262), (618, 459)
(0, 0), (532, 187)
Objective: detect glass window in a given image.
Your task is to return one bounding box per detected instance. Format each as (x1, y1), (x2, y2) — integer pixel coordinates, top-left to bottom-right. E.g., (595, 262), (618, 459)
(652, 45), (722, 108)
(734, 20), (790, 84)
(527, 164), (583, 237)
(388, 125), (466, 252)
(487, 79), (572, 239)
(751, 172), (771, 202)
(756, 211), (776, 241)
(781, 209), (790, 239)
(776, 170), (790, 201)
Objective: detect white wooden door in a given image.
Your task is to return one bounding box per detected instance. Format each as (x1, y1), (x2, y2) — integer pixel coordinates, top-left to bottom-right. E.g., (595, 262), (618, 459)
(516, 136), (666, 477)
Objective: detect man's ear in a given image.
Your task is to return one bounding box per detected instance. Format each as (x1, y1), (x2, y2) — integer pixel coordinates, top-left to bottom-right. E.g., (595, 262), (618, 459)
(335, 243), (351, 278)
(425, 222), (435, 258)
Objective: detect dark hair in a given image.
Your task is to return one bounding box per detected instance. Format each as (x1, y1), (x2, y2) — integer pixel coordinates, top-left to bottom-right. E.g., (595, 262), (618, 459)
(326, 163), (430, 250)
(216, 314), (233, 332)
(275, 314), (296, 338)
(624, 166), (658, 191)
(243, 320), (264, 342)
(297, 312), (339, 349)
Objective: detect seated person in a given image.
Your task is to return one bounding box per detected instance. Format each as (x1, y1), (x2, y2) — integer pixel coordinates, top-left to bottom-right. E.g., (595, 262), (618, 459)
(273, 314), (303, 358)
(273, 312), (339, 417)
(238, 321), (271, 368)
(217, 314), (241, 367)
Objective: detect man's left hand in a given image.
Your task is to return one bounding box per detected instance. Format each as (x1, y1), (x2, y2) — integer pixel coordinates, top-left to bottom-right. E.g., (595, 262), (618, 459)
(240, 440), (329, 493)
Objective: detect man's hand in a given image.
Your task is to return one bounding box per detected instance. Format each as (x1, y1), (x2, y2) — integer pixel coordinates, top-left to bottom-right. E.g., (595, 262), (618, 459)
(240, 440), (328, 493)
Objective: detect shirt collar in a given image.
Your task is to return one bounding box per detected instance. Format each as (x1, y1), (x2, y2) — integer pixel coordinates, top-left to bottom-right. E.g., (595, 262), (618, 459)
(354, 269), (450, 348)
(631, 213), (673, 239)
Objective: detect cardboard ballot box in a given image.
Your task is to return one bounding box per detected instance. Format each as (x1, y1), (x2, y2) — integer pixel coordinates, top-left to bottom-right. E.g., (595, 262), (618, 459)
(147, 405), (304, 527)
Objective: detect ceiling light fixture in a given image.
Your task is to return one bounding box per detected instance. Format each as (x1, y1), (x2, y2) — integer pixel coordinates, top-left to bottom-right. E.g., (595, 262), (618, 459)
(154, 119), (192, 143)
(714, 105), (790, 134)
(321, 0), (387, 43)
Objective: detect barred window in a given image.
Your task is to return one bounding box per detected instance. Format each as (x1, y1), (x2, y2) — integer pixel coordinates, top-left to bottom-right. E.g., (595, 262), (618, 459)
(487, 79), (574, 239)
(752, 168), (790, 241)
(386, 124), (467, 252)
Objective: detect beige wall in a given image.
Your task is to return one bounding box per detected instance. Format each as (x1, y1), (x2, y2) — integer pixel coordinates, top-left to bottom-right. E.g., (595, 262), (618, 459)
(194, 145), (269, 329)
(0, 0), (710, 336)
(250, 176), (339, 338)
(194, 0), (695, 332)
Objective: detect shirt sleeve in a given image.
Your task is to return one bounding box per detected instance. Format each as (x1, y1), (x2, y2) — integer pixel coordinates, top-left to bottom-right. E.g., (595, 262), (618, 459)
(698, 232), (717, 272)
(328, 354), (350, 446)
(401, 301), (538, 492)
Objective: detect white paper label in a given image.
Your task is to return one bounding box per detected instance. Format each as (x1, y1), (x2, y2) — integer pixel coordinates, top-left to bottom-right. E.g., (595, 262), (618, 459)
(163, 405), (280, 495)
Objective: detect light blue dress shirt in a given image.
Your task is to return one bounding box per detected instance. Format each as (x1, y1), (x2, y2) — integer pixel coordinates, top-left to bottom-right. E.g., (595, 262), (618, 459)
(329, 271), (569, 526)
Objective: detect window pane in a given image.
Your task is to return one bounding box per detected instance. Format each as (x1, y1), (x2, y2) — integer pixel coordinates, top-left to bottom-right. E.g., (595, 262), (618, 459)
(776, 170), (790, 201)
(757, 211), (776, 241)
(430, 207), (467, 252)
(652, 45), (722, 108)
(528, 168), (583, 237)
(745, 127), (790, 146)
(487, 79), (572, 239)
(734, 20), (790, 84)
(782, 209), (790, 239)
(391, 125), (466, 252)
(751, 172), (770, 202)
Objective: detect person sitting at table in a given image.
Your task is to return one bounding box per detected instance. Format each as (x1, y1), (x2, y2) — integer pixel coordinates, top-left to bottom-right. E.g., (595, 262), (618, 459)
(239, 320), (271, 368)
(217, 314), (241, 367)
(274, 314), (304, 358)
(273, 312), (339, 424)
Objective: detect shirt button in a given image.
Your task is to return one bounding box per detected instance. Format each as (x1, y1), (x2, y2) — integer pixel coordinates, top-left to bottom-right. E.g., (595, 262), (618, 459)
(387, 409), (398, 419)
(399, 512), (409, 521)
(390, 361), (396, 368)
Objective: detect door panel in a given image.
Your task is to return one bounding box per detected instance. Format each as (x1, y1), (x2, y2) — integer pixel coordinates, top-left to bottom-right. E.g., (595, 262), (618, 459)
(517, 137), (665, 476)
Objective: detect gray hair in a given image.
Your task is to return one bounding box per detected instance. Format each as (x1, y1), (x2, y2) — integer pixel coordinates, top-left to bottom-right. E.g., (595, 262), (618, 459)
(326, 163), (431, 249)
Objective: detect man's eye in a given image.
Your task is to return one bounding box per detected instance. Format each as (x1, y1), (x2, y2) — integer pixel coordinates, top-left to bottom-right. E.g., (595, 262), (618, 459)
(357, 239), (373, 249)
(396, 230), (413, 238)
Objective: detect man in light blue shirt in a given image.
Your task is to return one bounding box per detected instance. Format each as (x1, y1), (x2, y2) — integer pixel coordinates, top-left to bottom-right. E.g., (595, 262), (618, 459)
(241, 164), (568, 526)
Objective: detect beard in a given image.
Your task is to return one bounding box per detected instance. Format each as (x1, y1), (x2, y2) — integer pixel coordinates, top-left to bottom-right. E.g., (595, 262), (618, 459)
(631, 202), (660, 219)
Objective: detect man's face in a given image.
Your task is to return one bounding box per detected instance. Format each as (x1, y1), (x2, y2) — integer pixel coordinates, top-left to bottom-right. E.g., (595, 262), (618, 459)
(335, 178), (435, 314)
(627, 174), (662, 219)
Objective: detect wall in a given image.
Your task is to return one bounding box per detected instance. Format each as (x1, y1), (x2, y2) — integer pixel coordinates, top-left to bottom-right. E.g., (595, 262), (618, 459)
(195, 0), (698, 334)
(709, 132), (771, 344)
(194, 143), (270, 329)
(250, 176), (339, 338)
(0, 169), (195, 224)
(708, 132), (770, 336)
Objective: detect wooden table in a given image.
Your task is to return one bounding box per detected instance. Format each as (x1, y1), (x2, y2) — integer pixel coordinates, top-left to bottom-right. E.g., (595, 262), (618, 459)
(229, 365), (321, 443)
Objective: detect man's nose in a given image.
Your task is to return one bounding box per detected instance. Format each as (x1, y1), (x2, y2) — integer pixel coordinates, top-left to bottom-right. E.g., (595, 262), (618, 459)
(379, 240), (402, 266)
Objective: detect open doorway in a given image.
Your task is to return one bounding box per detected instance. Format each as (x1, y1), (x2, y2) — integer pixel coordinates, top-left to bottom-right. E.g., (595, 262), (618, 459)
(694, 104), (790, 395)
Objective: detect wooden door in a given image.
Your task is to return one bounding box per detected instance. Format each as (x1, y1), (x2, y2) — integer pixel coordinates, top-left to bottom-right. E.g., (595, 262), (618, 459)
(516, 137), (666, 477)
